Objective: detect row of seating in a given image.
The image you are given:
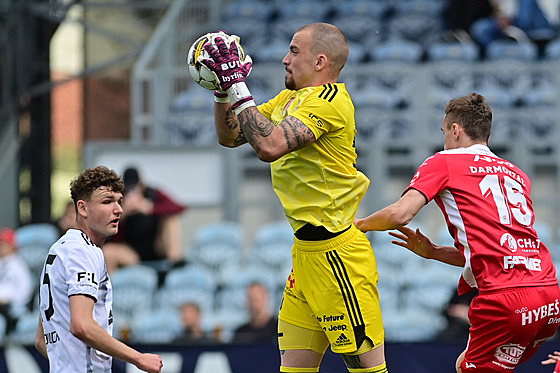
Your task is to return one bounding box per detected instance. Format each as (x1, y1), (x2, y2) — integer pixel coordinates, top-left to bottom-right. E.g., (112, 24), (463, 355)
(6, 219), (560, 345)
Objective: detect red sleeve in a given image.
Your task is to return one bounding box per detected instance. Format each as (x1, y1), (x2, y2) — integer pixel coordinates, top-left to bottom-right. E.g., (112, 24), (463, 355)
(152, 189), (186, 216)
(403, 153), (449, 202)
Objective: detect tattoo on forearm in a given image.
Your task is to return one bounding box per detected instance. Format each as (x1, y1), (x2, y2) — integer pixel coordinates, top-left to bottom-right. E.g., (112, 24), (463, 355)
(238, 108), (272, 153)
(282, 116), (315, 150)
(225, 107), (247, 145)
(237, 108), (315, 152)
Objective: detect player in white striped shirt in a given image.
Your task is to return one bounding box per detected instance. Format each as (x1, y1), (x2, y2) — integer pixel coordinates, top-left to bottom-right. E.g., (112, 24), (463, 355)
(35, 166), (163, 373)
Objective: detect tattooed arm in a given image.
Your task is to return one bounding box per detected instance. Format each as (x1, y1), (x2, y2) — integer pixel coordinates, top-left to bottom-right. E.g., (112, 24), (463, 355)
(214, 103), (316, 162)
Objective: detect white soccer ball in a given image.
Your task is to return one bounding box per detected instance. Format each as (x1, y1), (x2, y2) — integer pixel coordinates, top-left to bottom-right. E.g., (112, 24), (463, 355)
(187, 31), (245, 91)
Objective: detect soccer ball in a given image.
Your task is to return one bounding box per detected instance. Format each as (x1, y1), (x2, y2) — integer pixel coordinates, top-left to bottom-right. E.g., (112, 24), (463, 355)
(187, 31), (245, 91)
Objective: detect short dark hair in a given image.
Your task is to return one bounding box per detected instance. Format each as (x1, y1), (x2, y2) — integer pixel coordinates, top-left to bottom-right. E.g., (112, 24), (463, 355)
(444, 92), (492, 142)
(70, 166), (124, 206)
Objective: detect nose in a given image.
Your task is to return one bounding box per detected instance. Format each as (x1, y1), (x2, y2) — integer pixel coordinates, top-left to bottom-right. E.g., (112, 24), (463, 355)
(282, 53), (289, 66)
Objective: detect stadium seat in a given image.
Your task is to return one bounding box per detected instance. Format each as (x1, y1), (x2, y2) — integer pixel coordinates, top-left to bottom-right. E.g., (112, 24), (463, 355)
(8, 311), (40, 345)
(275, 1), (332, 22)
(271, 16), (323, 43)
(485, 40), (538, 61)
(248, 220), (293, 272)
(524, 71), (557, 107)
(166, 112), (216, 145)
(222, 0), (275, 21)
(332, 0), (390, 20)
(15, 223), (60, 279)
(383, 307), (445, 342)
(427, 41), (479, 62)
(129, 308), (182, 344)
(426, 61), (476, 109)
(391, 0), (446, 17)
(331, 15), (383, 47)
(110, 264), (159, 320)
(515, 110), (558, 141)
(169, 87), (213, 113)
(188, 221), (244, 271)
(475, 60), (532, 108)
(353, 108), (393, 146)
(220, 17), (269, 52)
(252, 39), (287, 63)
(543, 37), (560, 59)
(157, 264), (217, 312)
(369, 39), (423, 63)
(387, 13), (443, 48)
(215, 263), (279, 315)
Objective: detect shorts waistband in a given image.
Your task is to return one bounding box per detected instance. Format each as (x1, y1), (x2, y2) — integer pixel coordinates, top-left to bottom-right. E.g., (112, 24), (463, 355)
(294, 225), (361, 252)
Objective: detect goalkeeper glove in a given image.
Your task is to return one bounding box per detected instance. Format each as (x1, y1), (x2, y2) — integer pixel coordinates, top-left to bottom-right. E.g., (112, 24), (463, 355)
(200, 36), (255, 114)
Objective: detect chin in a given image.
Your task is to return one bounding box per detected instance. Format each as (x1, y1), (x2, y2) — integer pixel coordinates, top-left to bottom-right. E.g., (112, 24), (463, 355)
(285, 77), (296, 90)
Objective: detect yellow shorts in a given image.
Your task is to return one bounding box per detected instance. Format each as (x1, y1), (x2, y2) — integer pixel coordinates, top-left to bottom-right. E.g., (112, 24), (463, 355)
(278, 225), (385, 354)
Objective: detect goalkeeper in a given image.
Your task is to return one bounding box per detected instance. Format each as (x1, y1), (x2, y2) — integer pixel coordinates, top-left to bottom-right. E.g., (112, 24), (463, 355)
(200, 23), (388, 373)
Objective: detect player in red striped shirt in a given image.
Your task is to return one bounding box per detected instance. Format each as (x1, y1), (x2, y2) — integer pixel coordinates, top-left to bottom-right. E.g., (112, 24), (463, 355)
(355, 92), (560, 372)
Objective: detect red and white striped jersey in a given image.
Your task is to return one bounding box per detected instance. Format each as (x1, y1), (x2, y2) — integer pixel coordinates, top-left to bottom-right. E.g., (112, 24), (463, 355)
(405, 144), (557, 295)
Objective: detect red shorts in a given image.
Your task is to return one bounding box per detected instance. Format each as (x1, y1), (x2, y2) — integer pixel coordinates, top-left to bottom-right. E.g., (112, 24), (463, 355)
(461, 285), (560, 372)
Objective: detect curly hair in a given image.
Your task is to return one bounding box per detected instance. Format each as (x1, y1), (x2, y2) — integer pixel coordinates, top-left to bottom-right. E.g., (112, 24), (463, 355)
(70, 166), (124, 205)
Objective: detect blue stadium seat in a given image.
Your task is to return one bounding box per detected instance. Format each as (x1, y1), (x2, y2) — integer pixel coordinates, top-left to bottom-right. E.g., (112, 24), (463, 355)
(392, 0), (445, 17)
(387, 13), (443, 47)
(189, 221), (244, 271)
(276, 1), (332, 22)
(271, 16), (323, 43)
(248, 220), (293, 273)
(544, 37), (560, 59)
(524, 72), (557, 107)
(369, 39), (423, 63)
(130, 308), (182, 344)
(7, 311), (40, 345)
(333, 0), (390, 19)
(110, 265), (159, 320)
(15, 223), (60, 279)
(215, 263), (279, 314)
(222, 0), (276, 21)
(485, 40), (538, 61)
(427, 41), (479, 62)
(157, 265), (217, 312)
(331, 15), (384, 46)
(426, 61), (476, 109)
(221, 17), (269, 52)
(474, 60), (532, 108)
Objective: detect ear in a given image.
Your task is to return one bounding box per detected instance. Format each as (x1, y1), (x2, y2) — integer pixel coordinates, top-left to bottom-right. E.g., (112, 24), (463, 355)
(452, 122), (461, 139)
(76, 200), (87, 218)
(315, 54), (327, 71)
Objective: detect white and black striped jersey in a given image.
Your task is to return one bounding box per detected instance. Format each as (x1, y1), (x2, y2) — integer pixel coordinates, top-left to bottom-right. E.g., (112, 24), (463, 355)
(38, 229), (113, 373)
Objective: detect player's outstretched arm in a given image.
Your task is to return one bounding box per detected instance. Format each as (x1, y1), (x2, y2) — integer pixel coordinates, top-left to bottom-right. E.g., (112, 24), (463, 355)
(389, 226), (465, 267)
(354, 189), (426, 232)
(69, 295), (163, 373)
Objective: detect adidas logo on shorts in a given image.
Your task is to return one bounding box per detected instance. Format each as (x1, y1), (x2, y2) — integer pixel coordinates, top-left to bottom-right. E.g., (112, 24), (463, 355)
(334, 333), (352, 347)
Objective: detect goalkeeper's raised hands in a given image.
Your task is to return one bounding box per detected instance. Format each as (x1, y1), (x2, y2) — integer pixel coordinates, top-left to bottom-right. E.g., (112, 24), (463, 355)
(201, 36), (252, 91)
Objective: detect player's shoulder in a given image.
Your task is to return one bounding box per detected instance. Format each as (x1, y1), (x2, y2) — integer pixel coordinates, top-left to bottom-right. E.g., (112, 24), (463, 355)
(309, 83), (349, 102)
(50, 229), (101, 256)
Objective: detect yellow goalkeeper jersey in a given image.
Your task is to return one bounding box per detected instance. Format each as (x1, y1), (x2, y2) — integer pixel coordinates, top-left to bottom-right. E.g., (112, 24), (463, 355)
(258, 83), (370, 233)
